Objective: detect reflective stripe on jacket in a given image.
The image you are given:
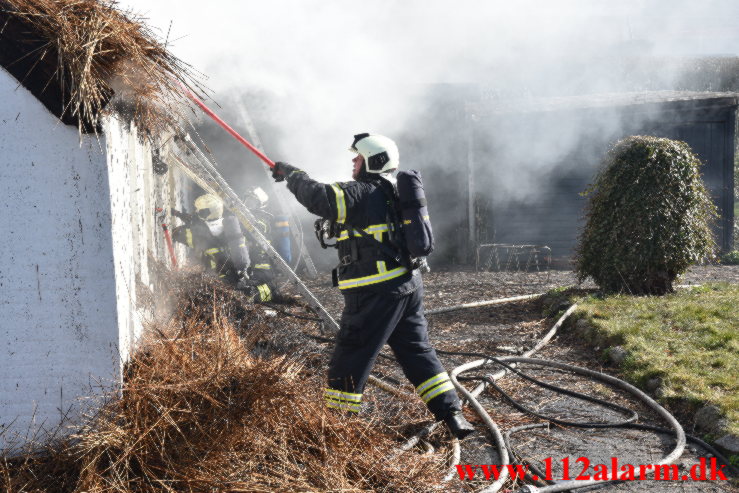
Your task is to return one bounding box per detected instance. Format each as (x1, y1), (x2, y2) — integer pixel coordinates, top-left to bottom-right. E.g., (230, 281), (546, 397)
(171, 218), (250, 283)
(286, 172), (414, 292)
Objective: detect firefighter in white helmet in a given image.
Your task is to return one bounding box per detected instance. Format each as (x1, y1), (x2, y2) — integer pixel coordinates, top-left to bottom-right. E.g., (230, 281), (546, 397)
(172, 193), (277, 303)
(270, 133), (474, 439)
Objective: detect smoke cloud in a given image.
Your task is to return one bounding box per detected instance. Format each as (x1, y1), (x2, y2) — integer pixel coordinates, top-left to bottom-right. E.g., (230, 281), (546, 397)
(119, 0), (739, 262)
(120, 0), (737, 167)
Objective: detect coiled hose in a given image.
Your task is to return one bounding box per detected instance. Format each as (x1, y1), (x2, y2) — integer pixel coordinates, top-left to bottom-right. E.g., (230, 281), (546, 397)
(295, 292), (734, 492)
(459, 357), (686, 493)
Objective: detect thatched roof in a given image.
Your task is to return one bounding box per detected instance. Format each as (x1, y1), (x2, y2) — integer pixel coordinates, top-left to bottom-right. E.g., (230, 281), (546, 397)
(0, 271), (444, 491)
(0, 0), (201, 136)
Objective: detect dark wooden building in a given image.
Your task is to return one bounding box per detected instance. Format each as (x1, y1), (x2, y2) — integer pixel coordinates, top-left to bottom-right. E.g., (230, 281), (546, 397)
(409, 91), (737, 265)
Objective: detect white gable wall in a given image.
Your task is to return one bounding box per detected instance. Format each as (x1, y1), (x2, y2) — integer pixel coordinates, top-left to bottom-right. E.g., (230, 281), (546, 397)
(102, 116), (187, 362)
(0, 67), (185, 450)
(0, 67), (120, 448)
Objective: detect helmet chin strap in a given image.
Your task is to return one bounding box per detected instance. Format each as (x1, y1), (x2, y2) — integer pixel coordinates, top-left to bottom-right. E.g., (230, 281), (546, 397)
(357, 164), (395, 183)
(355, 166), (373, 182)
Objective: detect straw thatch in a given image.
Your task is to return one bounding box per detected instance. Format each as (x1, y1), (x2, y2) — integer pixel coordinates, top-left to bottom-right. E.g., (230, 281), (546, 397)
(0, 272), (446, 492)
(0, 0), (201, 136)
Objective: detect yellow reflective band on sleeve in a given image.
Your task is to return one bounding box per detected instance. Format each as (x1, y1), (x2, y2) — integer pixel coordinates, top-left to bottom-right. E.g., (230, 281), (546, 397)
(337, 223), (390, 241)
(204, 247), (221, 256)
(330, 183), (347, 224)
(421, 381), (455, 403)
(257, 284), (272, 302)
(416, 372), (450, 396)
(185, 229), (194, 248)
(376, 261), (387, 273)
(403, 215), (430, 225)
(254, 264), (271, 270)
(211, 260), (217, 269)
(337, 266), (408, 290)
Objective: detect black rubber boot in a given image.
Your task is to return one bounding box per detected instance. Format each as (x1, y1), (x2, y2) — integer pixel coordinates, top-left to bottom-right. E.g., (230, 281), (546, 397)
(443, 410), (475, 439)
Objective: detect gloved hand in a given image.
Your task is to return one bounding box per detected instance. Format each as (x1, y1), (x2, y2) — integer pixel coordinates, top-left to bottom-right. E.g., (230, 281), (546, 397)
(272, 161), (298, 182)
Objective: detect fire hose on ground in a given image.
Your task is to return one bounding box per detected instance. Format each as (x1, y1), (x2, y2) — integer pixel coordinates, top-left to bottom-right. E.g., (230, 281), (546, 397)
(366, 296), (734, 492)
(453, 356), (686, 493)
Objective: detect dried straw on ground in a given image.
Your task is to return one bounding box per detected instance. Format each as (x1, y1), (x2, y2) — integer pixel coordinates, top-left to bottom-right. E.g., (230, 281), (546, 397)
(0, 273), (445, 492)
(0, 0), (201, 136)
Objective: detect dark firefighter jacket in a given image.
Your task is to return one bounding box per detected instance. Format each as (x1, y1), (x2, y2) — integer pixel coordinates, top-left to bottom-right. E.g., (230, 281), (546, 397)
(172, 216), (250, 284)
(248, 211), (275, 275)
(285, 170), (420, 295)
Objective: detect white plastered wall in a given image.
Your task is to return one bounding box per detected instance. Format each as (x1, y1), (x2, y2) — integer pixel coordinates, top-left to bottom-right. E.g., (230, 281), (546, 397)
(103, 117), (188, 362)
(0, 67), (119, 449)
(0, 67), (186, 450)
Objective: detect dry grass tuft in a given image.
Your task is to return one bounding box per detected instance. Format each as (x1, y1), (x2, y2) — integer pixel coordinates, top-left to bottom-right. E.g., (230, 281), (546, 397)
(1, 273), (444, 492)
(1, 0), (201, 136)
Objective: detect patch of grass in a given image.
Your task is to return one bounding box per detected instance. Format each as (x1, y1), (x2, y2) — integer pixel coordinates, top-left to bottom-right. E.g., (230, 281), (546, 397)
(541, 286), (591, 318)
(722, 250), (739, 265)
(576, 283), (739, 435)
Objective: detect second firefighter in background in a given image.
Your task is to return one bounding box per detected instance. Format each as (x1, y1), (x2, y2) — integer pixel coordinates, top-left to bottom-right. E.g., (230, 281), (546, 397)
(171, 192), (279, 303)
(272, 133), (474, 439)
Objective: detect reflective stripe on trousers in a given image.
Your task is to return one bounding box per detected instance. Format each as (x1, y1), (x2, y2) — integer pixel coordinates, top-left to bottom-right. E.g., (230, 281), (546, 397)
(416, 372), (455, 404)
(324, 388), (361, 412)
(204, 247), (222, 270)
(327, 286), (461, 421)
(256, 283), (272, 302)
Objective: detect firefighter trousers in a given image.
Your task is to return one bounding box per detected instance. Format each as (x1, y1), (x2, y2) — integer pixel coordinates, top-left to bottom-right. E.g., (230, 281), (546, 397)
(325, 285), (460, 420)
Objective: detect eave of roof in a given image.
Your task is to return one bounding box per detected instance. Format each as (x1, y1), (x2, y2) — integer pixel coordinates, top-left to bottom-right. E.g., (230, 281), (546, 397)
(467, 90), (739, 117)
(0, 10), (99, 131)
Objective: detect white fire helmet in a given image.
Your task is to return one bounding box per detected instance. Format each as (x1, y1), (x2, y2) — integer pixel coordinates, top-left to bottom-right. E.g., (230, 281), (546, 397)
(349, 133), (399, 174)
(194, 194), (224, 221)
(244, 186), (269, 209)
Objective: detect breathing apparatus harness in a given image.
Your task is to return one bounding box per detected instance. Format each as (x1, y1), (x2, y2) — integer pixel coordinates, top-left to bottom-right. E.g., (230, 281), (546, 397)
(314, 176), (428, 288)
(314, 217), (342, 249)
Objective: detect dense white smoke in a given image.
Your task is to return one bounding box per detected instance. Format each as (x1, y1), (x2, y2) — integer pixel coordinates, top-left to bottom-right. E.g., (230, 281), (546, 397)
(119, 0), (738, 262)
(120, 0), (739, 178)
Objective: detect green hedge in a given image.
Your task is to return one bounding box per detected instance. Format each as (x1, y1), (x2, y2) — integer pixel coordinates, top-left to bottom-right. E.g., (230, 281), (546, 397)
(722, 251), (739, 265)
(576, 136), (717, 294)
